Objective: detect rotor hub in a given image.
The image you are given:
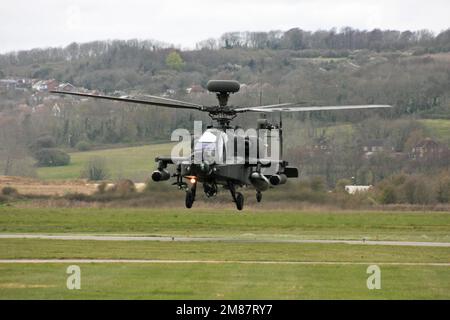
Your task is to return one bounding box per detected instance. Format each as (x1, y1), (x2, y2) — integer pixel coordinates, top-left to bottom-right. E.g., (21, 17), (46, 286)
(205, 80), (241, 128)
(216, 92), (230, 107)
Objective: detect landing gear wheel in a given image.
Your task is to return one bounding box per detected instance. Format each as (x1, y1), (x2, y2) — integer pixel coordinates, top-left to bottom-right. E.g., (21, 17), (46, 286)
(185, 190), (194, 209)
(235, 192), (244, 211)
(256, 191), (262, 203)
(227, 181), (244, 211)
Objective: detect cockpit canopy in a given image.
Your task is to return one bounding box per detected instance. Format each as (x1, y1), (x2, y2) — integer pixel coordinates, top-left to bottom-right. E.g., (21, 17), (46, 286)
(193, 128), (262, 165)
(194, 129), (227, 164)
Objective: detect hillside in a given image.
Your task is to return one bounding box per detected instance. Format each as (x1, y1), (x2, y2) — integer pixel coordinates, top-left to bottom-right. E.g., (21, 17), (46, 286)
(1, 28), (450, 187)
(32, 119), (450, 183)
(36, 143), (174, 181)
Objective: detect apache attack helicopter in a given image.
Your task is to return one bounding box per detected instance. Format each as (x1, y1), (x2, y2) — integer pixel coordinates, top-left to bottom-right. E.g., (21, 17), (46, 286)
(52, 80), (391, 210)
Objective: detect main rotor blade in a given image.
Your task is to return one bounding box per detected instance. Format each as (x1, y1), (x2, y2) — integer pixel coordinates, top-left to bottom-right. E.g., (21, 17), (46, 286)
(141, 94), (204, 108)
(234, 102), (296, 111)
(50, 90), (205, 111)
(239, 104), (392, 113)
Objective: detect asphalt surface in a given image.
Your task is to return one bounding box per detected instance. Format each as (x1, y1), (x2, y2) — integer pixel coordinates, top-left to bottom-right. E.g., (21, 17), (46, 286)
(1, 234), (449, 247)
(0, 259), (448, 266)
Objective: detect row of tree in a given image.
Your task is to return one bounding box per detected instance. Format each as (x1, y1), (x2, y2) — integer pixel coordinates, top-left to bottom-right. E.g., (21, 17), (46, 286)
(1, 27), (450, 69)
(200, 28), (450, 52)
(0, 29), (449, 184)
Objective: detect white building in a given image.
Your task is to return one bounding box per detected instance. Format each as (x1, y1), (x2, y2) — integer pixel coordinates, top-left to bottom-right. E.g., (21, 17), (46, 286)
(345, 185), (372, 194)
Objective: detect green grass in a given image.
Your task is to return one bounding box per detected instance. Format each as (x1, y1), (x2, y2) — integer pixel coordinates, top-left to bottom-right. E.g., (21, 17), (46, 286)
(36, 143), (174, 180)
(420, 119), (450, 144)
(0, 207), (449, 242)
(0, 263), (448, 299)
(1, 239), (449, 263)
(32, 119), (450, 181)
(0, 207), (449, 299)
(34, 122), (354, 181)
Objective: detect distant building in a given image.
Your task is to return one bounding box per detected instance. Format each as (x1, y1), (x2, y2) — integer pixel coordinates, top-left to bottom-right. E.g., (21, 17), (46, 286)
(162, 89), (176, 97)
(363, 139), (385, 153)
(32, 79), (59, 92)
(411, 137), (448, 159)
(312, 136), (331, 151)
(16, 78), (33, 89)
(186, 85), (204, 94)
(239, 82), (274, 94)
(0, 79), (18, 90)
(57, 83), (75, 92)
(345, 185), (372, 194)
(112, 90), (127, 97)
(362, 139), (394, 158)
(220, 63), (242, 72)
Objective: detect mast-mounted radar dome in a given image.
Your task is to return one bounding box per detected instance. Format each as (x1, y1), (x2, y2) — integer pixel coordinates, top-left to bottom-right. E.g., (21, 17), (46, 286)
(207, 80), (240, 93)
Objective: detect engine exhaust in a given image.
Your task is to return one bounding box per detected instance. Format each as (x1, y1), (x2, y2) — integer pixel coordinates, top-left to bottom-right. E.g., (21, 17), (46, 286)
(151, 169), (170, 182)
(269, 174), (287, 186)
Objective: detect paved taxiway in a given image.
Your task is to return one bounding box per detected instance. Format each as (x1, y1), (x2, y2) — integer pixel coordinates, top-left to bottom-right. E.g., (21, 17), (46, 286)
(1, 234), (449, 247)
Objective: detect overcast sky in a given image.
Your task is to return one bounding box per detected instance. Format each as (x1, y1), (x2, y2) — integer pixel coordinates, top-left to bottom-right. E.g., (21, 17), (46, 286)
(1, 0), (449, 53)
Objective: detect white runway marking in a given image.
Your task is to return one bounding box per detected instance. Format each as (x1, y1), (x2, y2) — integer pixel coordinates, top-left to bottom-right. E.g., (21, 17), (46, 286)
(0, 259), (448, 266)
(0, 234), (449, 247)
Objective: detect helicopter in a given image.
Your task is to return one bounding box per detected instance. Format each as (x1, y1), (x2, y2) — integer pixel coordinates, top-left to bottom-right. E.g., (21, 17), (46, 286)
(51, 80), (391, 210)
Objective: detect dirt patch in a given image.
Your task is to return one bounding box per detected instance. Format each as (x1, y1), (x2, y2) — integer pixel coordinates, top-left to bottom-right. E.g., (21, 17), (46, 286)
(0, 176), (97, 196)
(427, 52), (450, 62)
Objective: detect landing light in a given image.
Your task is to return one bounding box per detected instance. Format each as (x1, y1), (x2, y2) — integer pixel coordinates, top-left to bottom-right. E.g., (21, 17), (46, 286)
(190, 178), (197, 184)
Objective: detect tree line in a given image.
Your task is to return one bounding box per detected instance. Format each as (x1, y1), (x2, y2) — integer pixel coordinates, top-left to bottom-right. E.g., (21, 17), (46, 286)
(1, 27), (449, 69)
(0, 27), (449, 185)
(199, 27), (450, 52)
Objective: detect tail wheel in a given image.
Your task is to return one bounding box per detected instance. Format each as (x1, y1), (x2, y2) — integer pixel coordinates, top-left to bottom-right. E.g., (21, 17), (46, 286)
(185, 190), (194, 209)
(235, 192), (244, 211)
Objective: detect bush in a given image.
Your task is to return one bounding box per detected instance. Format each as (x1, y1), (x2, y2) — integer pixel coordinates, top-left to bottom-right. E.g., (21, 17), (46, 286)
(380, 186), (397, 204)
(1, 186), (18, 196)
(335, 179), (352, 193)
(401, 176), (434, 204)
(34, 135), (56, 149)
(81, 157), (109, 181)
(97, 182), (108, 194)
(436, 175), (450, 203)
(64, 193), (91, 202)
(75, 141), (91, 151)
(115, 179), (136, 195)
(144, 179), (172, 192)
(310, 176), (326, 192)
(35, 148), (71, 167)
(376, 174), (436, 205)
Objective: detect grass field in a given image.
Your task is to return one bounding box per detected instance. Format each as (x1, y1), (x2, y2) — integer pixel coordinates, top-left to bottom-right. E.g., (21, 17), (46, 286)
(420, 119), (450, 144)
(36, 143), (174, 181)
(1, 238), (449, 262)
(0, 207), (449, 299)
(1, 263), (448, 299)
(0, 207), (449, 242)
(33, 119), (450, 181)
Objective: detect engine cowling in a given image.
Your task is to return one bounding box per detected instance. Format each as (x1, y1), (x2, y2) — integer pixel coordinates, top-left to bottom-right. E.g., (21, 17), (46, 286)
(249, 172), (270, 191)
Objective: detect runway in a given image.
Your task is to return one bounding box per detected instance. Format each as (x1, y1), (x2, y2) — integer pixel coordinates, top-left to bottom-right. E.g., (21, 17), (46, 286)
(0, 259), (448, 266)
(1, 233), (450, 247)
